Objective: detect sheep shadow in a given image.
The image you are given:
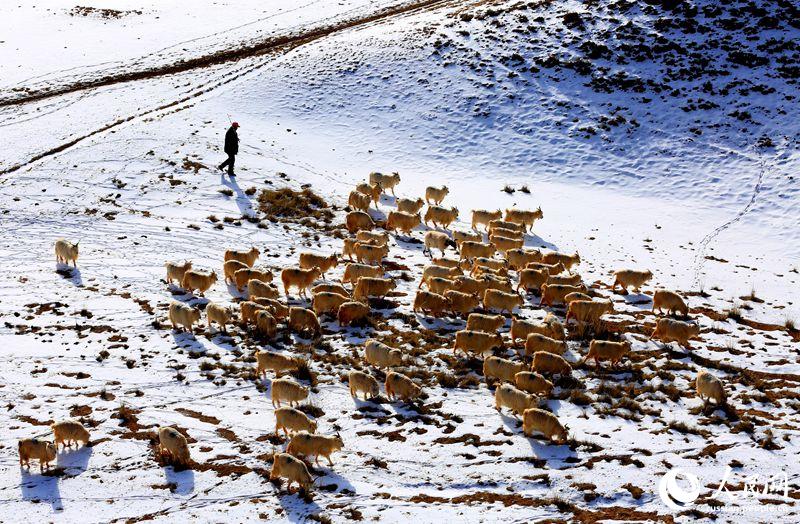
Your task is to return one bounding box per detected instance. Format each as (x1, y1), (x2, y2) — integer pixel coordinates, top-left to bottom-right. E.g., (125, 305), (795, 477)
(171, 330), (206, 352)
(20, 468), (63, 511)
(312, 466), (356, 494)
(56, 445), (93, 476)
(220, 174), (254, 218)
(275, 487), (323, 522)
(55, 265), (83, 287)
(164, 465), (195, 495)
(524, 232), (558, 252)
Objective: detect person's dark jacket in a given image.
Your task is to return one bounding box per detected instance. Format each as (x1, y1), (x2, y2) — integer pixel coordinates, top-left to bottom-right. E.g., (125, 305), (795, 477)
(224, 126), (239, 155)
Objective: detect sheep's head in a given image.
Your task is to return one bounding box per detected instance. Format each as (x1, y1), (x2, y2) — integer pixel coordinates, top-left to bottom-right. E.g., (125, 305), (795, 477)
(250, 247), (261, 257)
(44, 442), (57, 461)
(332, 433), (344, 450)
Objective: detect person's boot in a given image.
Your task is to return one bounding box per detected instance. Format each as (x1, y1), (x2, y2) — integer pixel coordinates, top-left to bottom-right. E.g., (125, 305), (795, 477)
(218, 164), (225, 173)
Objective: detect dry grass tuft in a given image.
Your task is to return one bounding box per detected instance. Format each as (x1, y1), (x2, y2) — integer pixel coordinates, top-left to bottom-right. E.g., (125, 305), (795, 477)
(258, 187), (333, 222)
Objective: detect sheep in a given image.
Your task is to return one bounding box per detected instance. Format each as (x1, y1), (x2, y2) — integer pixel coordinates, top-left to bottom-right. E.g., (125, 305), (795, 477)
(650, 318), (700, 348)
(484, 356), (526, 384)
(386, 210), (421, 234)
(471, 265), (508, 279)
(425, 185), (449, 205)
(254, 297), (289, 320)
(206, 302), (234, 333)
(564, 292), (592, 305)
(348, 190), (372, 212)
(356, 182), (382, 208)
(531, 351), (572, 376)
(248, 279), (280, 300)
(169, 301), (201, 333)
(507, 248), (543, 270)
(547, 273), (583, 287)
(181, 269), (218, 295)
(488, 219), (525, 234)
(270, 452), (314, 493)
(255, 310), (278, 338)
(431, 256), (461, 269)
(225, 247), (260, 267)
(354, 277), (395, 300)
(271, 378), (309, 408)
(472, 209), (503, 231)
(275, 407), (317, 437)
(504, 207), (543, 231)
(356, 230), (389, 247)
(443, 290), (479, 316)
(566, 299), (613, 325)
(312, 291), (350, 316)
(397, 197), (425, 214)
(342, 262), (383, 284)
(453, 329), (504, 357)
(525, 333), (567, 356)
(525, 261), (566, 275)
(522, 408), (568, 444)
(653, 290), (689, 317)
(696, 370), (726, 405)
(466, 313), (505, 333)
(365, 339), (402, 368)
(349, 370), (380, 400)
(165, 260), (192, 285)
(51, 420), (90, 450)
(584, 340), (630, 367)
(312, 283), (349, 297)
(424, 205), (459, 230)
(612, 269), (653, 292)
(288, 307), (321, 338)
(256, 351), (298, 378)
(489, 234), (524, 254)
(354, 242), (389, 266)
(299, 253), (338, 278)
(471, 256), (508, 273)
(281, 267), (322, 298)
(454, 275), (488, 295)
(424, 231), (455, 257)
(18, 439), (57, 471)
(345, 211), (375, 233)
(385, 371), (421, 402)
(420, 264), (462, 287)
(234, 268), (273, 292)
(239, 300), (266, 326)
(342, 238), (360, 261)
(491, 226), (524, 240)
(510, 316), (565, 345)
(541, 251), (580, 271)
(481, 274), (514, 294)
(540, 284), (586, 306)
(426, 276), (457, 296)
(158, 427), (191, 467)
(483, 288), (523, 314)
(370, 172), (401, 196)
(55, 238), (80, 267)
(223, 260), (248, 285)
(338, 301), (371, 326)
(459, 241), (495, 261)
(517, 268), (548, 294)
(412, 290), (450, 317)
(514, 371), (553, 397)
(452, 229), (483, 246)
(287, 432), (344, 466)
(495, 384), (537, 417)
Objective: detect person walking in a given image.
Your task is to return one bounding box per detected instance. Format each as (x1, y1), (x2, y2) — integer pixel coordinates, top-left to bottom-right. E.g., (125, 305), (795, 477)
(218, 122), (240, 176)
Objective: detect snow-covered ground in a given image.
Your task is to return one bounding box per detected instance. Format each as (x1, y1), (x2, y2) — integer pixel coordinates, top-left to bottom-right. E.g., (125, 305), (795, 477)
(1, 0), (799, 522)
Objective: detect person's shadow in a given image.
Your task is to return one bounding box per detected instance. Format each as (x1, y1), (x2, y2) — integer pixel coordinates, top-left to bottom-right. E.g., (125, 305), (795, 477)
(20, 468), (63, 511)
(221, 174), (254, 217)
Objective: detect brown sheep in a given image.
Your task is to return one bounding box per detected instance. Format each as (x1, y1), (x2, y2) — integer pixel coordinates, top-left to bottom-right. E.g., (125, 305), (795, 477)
(445, 289), (481, 316)
(349, 370), (380, 400)
(356, 181), (383, 208)
(354, 277), (395, 300)
(541, 251), (580, 271)
(423, 205), (459, 229)
(431, 256), (461, 269)
(312, 291), (350, 316)
(514, 372), (553, 397)
(471, 256), (508, 273)
(453, 329), (504, 357)
(471, 265), (508, 279)
(510, 316), (565, 345)
(271, 378), (309, 408)
(51, 420), (90, 450)
(224, 247), (260, 267)
(270, 452), (314, 493)
(540, 284), (586, 306)
(696, 370), (726, 405)
(481, 274), (514, 294)
(288, 307), (321, 338)
(564, 292), (592, 305)
(412, 290), (450, 317)
(547, 273), (583, 287)
(234, 268), (273, 292)
(299, 253), (338, 278)
(386, 210), (421, 234)
(255, 310), (278, 338)
(345, 211), (375, 233)
(254, 297), (289, 320)
(356, 230), (389, 247)
(342, 238), (360, 261)
(426, 276), (457, 296)
(454, 275), (489, 295)
(312, 283), (349, 297)
(483, 288), (523, 314)
(466, 313), (505, 333)
(613, 269), (653, 292)
(348, 190), (372, 212)
(275, 407), (317, 437)
(419, 265), (461, 288)
(491, 226), (524, 240)
(18, 439), (57, 471)
(484, 356), (526, 384)
(653, 290), (689, 317)
(223, 259), (248, 285)
(650, 318), (700, 348)
(354, 242), (389, 266)
(370, 172), (401, 195)
(459, 241), (496, 261)
(385, 372), (422, 402)
(566, 299), (613, 325)
(337, 301), (371, 326)
(424, 231), (455, 257)
(525, 261), (566, 275)
(55, 238), (80, 267)
(505, 207), (543, 232)
(169, 301), (201, 333)
(518, 268), (548, 294)
(365, 339), (403, 368)
(256, 351), (299, 378)
(206, 302), (234, 333)
(524, 333), (567, 356)
(507, 248), (543, 270)
(453, 229), (483, 246)
(472, 209), (502, 231)
(281, 267), (322, 298)
(489, 234), (524, 254)
(239, 300), (266, 326)
(584, 340), (630, 367)
(397, 197), (425, 214)
(488, 219), (525, 234)
(425, 185), (449, 204)
(158, 427), (191, 467)
(495, 384), (537, 417)
(523, 408), (568, 444)
(531, 351), (572, 376)
(248, 279), (280, 300)
(166, 260), (192, 285)
(287, 432), (344, 466)
(342, 262), (383, 284)
(181, 269), (218, 295)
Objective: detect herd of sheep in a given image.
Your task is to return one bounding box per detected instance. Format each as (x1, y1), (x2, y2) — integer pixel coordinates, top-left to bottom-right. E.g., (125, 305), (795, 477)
(28, 174), (727, 495)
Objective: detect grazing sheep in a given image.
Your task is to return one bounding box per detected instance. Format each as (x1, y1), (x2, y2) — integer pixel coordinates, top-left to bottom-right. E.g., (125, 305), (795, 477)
(385, 372), (421, 402)
(523, 408), (568, 444)
(248, 279), (280, 300)
(564, 292), (592, 305)
(472, 209), (503, 231)
(495, 384), (537, 417)
(223, 260), (248, 285)
(169, 301), (201, 333)
(239, 300), (266, 326)
(345, 211), (375, 233)
(356, 230), (389, 247)
(206, 302), (233, 333)
(431, 256), (461, 269)
(653, 290), (689, 317)
(349, 370), (380, 400)
(453, 329), (504, 357)
(540, 284), (586, 306)
(354, 277), (395, 300)
(489, 234), (524, 254)
(342, 262), (383, 285)
(484, 356), (526, 384)
(255, 297), (289, 320)
(510, 316), (565, 345)
(288, 307), (321, 338)
(420, 265), (462, 287)
(397, 197), (425, 214)
(370, 172), (401, 196)
(225, 247), (260, 267)
(445, 290), (481, 316)
(455, 275), (488, 295)
(255, 310), (278, 338)
(234, 268), (273, 292)
(488, 219), (525, 234)
(584, 340), (630, 367)
(650, 318), (700, 348)
(348, 190), (372, 212)
(271, 378), (309, 408)
(541, 252), (580, 271)
(386, 210), (421, 234)
(483, 288), (523, 314)
(459, 241), (496, 261)
(514, 372), (553, 397)
(181, 270), (218, 295)
(312, 283), (349, 297)
(424, 205), (459, 230)
(311, 291), (350, 316)
(518, 268), (549, 294)
(424, 231), (455, 257)
(281, 267), (322, 298)
(18, 438), (57, 471)
(275, 407), (317, 437)
(425, 185), (449, 205)
(613, 269), (653, 292)
(507, 248), (543, 270)
(158, 427), (191, 467)
(356, 182), (382, 208)
(287, 432), (344, 466)
(51, 420), (90, 450)
(696, 370), (726, 405)
(505, 207), (543, 231)
(547, 273), (583, 287)
(299, 253), (338, 278)
(251, 313), (281, 339)
(166, 260), (192, 285)
(524, 333), (567, 356)
(55, 239), (80, 267)
(467, 313), (505, 333)
(365, 339), (402, 368)
(412, 290), (450, 317)
(531, 351), (572, 376)
(525, 262), (566, 275)
(452, 229), (483, 246)
(337, 301), (371, 326)
(426, 276), (457, 296)
(270, 452), (314, 493)
(354, 242), (389, 266)
(566, 299), (613, 325)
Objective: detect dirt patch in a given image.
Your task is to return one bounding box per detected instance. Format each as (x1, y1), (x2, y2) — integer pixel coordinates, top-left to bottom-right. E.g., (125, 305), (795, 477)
(258, 187), (333, 222)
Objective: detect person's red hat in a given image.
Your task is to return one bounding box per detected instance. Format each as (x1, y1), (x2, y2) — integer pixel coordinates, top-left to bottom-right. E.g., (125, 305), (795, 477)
(231, 122), (239, 128)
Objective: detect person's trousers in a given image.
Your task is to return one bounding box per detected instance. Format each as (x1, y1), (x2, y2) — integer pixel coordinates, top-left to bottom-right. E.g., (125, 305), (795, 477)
(219, 154), (235, 175)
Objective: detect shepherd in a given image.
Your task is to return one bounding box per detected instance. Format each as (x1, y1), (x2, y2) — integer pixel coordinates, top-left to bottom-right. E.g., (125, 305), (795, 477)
(218, 121), (239, 176)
